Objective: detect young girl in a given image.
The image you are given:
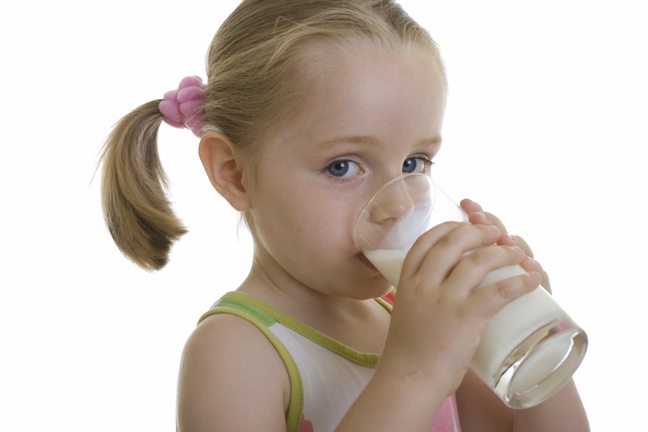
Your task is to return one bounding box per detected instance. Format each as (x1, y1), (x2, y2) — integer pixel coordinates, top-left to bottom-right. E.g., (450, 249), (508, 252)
(100, 1), (589, 430)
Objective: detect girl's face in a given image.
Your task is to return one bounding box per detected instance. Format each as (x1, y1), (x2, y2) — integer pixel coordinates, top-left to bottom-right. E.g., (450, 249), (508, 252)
(245, 42), (447, 301)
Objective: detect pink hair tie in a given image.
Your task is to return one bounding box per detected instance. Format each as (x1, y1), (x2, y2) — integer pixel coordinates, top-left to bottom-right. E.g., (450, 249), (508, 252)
(159, 76), (206, 137)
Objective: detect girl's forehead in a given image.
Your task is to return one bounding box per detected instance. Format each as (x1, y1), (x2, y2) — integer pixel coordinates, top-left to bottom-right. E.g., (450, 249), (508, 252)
(248, 40), (446, 166)
(299, 42), (445, 114)
(299, 41), (446, 110)
(303, 37), (442, 75)
(260, 45), (446, 152)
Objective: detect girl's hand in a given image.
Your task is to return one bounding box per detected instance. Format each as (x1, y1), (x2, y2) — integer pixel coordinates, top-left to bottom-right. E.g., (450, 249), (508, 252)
(460, 198), (551, 293)
(379, 220), (541, 397)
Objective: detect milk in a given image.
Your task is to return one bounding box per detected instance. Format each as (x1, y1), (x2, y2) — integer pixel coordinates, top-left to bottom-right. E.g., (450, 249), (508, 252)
(365, 249), (406, 287)
(364, 248), (586, 408)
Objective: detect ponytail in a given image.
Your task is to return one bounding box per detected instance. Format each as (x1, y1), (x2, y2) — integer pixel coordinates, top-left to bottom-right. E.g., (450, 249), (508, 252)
(100, 0), (443, 271)
(100, 100), (187, 271)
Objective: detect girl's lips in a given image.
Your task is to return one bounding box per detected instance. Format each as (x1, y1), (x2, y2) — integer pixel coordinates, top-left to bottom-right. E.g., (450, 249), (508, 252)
(358, 253), (379, 272)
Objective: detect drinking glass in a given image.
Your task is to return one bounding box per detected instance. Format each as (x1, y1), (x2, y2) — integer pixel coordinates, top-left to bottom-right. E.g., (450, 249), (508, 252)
(354, 173), (588, 409)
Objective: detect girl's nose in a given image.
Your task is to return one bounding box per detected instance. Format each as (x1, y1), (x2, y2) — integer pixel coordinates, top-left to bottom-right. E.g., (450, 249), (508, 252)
(370, 185), (414, 223)
(355, 174), (433, 251)
(367, 177), (419, 224)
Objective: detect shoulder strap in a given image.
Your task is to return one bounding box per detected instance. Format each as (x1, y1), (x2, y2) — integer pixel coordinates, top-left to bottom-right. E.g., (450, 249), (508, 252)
(199, 293), (304, 432)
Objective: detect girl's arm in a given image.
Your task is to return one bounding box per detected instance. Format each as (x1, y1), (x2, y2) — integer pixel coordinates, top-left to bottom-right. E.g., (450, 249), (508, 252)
(511, 379), (589, 432)
(176, 314), (291, 432)
(457, 369), (589, 431)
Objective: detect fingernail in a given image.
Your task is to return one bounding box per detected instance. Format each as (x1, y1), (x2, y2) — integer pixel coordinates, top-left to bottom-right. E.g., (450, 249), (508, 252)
(529, 271), (542, 284)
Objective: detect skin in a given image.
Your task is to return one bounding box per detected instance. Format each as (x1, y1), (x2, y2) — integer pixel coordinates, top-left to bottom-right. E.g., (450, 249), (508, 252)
(178, 41), (589, 431)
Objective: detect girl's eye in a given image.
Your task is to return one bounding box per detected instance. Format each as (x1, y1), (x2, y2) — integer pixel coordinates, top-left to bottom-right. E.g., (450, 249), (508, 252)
(325, 160), (361, 179)
(402, 157), (433, 174)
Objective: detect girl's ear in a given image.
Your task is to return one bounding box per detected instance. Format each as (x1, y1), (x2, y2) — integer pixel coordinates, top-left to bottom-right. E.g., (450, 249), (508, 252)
(198, 131), (250, 211)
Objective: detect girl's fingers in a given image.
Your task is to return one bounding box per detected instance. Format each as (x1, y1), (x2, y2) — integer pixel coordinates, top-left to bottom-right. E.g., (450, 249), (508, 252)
(461, 199), (504, 229)
(443, 243), (527, 300)
(510, 234), (534, 258)
(520, 255), (552, 293)
(467, 209), (507, 236)
(460, 198), (552, 291)
(460, 198), (482, 214)
(401, 222), (501, 290)
(464, 271), (540, 319)
(461, 200), (536, 257)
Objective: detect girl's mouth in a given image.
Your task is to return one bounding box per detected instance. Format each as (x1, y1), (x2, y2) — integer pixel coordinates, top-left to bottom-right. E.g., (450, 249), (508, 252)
(358, 253), (378, 272)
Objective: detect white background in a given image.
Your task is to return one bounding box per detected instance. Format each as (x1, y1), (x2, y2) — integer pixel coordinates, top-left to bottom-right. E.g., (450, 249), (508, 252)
(1, 1), (645, 430)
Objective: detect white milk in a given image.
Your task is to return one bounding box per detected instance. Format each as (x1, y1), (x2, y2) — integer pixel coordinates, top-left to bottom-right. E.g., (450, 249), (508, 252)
(365, 249), (406, 287)
(364, 248), (583, 407)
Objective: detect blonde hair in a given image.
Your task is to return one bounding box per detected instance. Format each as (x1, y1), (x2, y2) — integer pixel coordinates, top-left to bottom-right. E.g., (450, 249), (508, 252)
(100, 0), (444, 271)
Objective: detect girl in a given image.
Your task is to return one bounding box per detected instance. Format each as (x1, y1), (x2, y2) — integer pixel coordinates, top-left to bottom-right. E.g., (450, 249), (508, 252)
(100, 1), (589, 430)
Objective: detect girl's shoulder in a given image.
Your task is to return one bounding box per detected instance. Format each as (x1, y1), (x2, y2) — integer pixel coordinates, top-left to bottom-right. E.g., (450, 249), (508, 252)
(176, 309), (291, 431)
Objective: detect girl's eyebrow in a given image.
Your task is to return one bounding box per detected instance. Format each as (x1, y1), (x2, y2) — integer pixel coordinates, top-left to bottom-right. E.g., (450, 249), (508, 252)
(316, 135), (442, 149)
(316, 135), (379, 149)
(417, 136), (443, 149)
(418, 137), (443, 155)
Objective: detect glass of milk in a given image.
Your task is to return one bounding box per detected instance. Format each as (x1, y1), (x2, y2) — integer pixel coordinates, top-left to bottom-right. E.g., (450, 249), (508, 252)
(354, 173), (587, 409)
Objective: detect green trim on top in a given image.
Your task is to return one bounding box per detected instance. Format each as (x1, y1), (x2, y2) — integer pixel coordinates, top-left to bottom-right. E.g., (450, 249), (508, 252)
(203, 294), (276, 327)
(198, 305), (304, 432)
(211, 291), (388, 368)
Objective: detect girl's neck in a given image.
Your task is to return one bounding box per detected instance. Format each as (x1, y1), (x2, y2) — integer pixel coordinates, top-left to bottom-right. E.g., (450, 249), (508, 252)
(237, 257), (390, 353)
